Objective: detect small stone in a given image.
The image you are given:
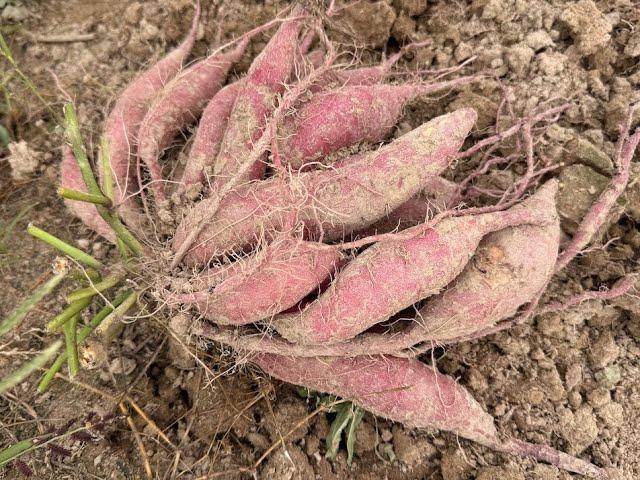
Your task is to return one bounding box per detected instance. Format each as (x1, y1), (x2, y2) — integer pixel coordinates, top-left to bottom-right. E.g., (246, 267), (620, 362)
(1, 5), (29, 22)
(77, 238), (90, 250)
(454, 42), (473, 63)
(587, 388), (611, 408)
(596, 402), (624, 427)
(565, 363), (582, 391)
(540, 367), (566, 402)
(559, 0), (612, 56)
(537, 52), (566, 76)
(589, 332), (620, 369)
(557, 164), (609, 234)
(392, 427), (435, 466)
(564, 136), (613, 174)
(505, 44), (534, 77)
(380, 428), (393, 442)
(354, 420), (376, 457)
(7, 141), (40, 181)
(557, 406), (599, 454)
(335, 1), (396, 48)
(595, 366), (621, 388)
(568, 390), (583, 408)
(624, 31), (640, 58)
(525, 30), (553, 51)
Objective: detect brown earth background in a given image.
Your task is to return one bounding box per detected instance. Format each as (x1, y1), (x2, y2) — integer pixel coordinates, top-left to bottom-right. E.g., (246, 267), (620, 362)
(1, 0), (639, 479)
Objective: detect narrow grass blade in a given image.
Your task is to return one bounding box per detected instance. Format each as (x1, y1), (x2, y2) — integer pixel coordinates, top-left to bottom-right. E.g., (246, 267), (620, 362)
(0, 439), (33, 467)
(0, 270), (67, 337)
(0, 340), (62, 394)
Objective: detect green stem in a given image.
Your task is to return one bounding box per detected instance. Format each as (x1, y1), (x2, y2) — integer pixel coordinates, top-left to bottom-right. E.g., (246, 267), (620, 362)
(47, 297), (92, 331)
(68, 268), (101, 284)
(38, 290), (132, 393)
(0, 341), (62, 395)
(57, 187), (112, 207)
(64, 103), (143, 257)
(27, 225), (102, 269)
(0, 270), (67, 337)
(0, 439), (33, 467)
(95, 206), (144, 257)
(63, 314), (80, 376)
(66, 273), (123, 303)
(63, 104), (101, 196)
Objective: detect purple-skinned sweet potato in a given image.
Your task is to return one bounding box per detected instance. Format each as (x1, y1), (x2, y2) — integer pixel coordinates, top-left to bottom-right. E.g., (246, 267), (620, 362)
(254, 353), (607, 479)
(181, 80), (244, 190)
(167, 238), (343, 325)
(273, 180), (558, 345)
(100, 2), (200, 229)
(173, 108), (477, 265)
(277, 79), (475, 170)
(211, 7), (306, 187)
(137, 37), (252, 202)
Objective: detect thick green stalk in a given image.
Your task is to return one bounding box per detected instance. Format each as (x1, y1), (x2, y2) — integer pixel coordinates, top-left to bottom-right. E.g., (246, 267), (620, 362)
(66, 273), (123, 303)
(97, 290), (138, 342)
(63, 314), (80, 376)
(47, 297), (92, 331)
(27, 225), (102, 269)
(64, 103), (143, 257)
(57, 187), (112, 207)
(38, 290), (132, 393)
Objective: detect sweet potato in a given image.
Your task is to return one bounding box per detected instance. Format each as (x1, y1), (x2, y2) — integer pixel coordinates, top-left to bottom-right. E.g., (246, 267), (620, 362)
(100, 3), (200, 228)
(181, 80), (244, 190)
(410, 209), (560, 343)
(277, 79), (475, 170)
(137, 37), (252, 202)
(60, 147), (116, 243)
(168, 238), (342, 325)
(211, 7), (306, 187)
(273, 180), (558, 345)
(173, 108), (477, 265)
(254, 353), (607, 479)
(181, 46), (324, 191)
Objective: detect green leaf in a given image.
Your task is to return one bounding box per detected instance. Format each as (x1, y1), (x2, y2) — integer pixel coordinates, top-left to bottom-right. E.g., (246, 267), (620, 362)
(325, 403), (351, 460)
(345, 406), (364, 465)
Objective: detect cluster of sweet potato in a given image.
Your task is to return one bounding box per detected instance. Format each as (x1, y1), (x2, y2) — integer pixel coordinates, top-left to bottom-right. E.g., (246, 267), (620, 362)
(60, 4), (639, 479)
